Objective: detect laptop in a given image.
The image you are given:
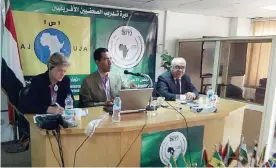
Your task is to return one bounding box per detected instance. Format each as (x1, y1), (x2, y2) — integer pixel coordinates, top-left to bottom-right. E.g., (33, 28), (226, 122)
(120, 88), (153, 114)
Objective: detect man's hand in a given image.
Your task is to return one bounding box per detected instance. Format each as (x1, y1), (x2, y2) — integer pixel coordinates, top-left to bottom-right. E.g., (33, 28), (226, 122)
(130, 82), (136, 89)
(104, 100), (113, 106)
(185, 92), (196, 101)
(47, 106), (64, 114)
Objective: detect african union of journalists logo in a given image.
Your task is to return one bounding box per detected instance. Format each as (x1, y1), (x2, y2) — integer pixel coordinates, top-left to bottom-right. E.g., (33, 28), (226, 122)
(159, 132), (187, 165)
(34, 28), (71, 64)
(108, 26), (145, 69)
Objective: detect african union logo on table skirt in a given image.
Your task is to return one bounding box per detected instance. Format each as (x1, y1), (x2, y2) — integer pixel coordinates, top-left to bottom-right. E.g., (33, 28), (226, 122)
(159, 131), (188, 165)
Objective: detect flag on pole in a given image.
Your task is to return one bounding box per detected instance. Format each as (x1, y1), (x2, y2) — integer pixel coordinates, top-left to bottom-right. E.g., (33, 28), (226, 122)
(219, 142), (223, 157)
(1, 0), (25, 122)
(261, 153), (276, 167)
(258, 145), (267, 166)
(267, 153), (276, 167)
(238, 140), (248, 166)
(201, 147), (209, 167)
(222, 142), (228, 160)
(262, 162), (271, 167)
(252, 140), (258, 167)
(208, 149), (225, 167)
(223, 142), (235, 166)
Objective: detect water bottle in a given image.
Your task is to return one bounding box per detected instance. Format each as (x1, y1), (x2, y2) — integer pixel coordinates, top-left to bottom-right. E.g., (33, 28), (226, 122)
(112, 96), (121, 123)
(206, 88), (214, 107)
(199, 97), (204, 108)
(213, 92), (219, 107)
(65, 94), (74, 115)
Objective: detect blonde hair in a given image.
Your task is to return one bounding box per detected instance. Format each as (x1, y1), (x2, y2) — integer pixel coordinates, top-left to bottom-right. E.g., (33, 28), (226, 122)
(47, 53), (70, 70)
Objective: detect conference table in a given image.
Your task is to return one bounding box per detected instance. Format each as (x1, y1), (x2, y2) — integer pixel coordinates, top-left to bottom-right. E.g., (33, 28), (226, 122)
(25, 98), (248, 167)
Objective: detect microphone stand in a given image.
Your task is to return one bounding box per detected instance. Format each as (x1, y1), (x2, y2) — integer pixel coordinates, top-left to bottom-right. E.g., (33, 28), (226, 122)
(141, 73), (153, 88)
(141, 73), (156, 111)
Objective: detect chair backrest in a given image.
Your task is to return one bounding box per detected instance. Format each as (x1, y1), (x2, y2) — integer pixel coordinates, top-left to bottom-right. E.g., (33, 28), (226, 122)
(18, 84), (31, 114)
(78, 94), (84, 108)
(152, 82), (159, 97)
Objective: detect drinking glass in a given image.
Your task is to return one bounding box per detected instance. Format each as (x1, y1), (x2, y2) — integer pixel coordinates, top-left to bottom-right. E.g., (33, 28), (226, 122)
(151, 100), (157, 116)
(175, 95), (182, 112)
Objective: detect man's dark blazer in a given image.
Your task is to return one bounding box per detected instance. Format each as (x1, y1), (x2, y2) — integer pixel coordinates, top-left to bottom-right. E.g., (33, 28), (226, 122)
(156, 71), (199, 101)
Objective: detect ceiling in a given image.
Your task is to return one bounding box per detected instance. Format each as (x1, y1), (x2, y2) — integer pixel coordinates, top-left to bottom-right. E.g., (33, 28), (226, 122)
(59, 0), (276, 18)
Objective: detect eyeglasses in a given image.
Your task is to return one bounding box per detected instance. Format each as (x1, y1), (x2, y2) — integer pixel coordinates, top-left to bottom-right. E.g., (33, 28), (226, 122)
(173, 65), (186, 70)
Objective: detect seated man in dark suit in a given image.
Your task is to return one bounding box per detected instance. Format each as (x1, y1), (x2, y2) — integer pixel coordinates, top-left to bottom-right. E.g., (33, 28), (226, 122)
(156, 57), (199, 101)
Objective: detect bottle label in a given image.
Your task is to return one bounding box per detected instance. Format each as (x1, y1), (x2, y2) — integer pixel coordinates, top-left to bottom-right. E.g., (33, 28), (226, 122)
(65, 109), (74, 115)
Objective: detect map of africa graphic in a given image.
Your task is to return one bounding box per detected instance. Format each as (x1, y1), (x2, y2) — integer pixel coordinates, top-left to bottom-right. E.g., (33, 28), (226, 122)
(34, 28), (71, 64)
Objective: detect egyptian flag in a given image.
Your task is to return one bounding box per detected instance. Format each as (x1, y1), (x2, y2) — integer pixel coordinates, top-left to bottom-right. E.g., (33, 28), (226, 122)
(1, 0), (25, 122)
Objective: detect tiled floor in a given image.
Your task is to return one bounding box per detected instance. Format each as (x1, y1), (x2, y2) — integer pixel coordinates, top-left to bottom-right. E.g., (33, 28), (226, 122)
(1, 141), (31, 167)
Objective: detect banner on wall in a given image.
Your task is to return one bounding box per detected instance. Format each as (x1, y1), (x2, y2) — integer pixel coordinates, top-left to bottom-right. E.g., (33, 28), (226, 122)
(11, 0), (158, 96)
(140, 126), (204, 167)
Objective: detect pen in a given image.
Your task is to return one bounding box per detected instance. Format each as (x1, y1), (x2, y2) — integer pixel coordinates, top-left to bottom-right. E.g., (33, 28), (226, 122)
(55, 103), (61, 107)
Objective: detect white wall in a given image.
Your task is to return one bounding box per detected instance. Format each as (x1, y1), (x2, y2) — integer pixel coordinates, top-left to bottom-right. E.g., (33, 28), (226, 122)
(153, 10), (166, 81)
(1, 92), (13, 142)
(229, 17), (252, 36)
(165, 11), (230, 57)
(229, 18), (239, 36)
(236, 18), (252, 36)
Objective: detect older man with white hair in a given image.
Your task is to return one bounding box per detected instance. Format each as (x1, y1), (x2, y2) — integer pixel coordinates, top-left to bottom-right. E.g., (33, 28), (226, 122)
(156, 57), (199, 101)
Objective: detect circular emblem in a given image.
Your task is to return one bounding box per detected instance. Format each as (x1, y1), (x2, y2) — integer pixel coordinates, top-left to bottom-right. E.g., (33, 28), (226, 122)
(159, 131), (187, 166)
(108, 26), (145, 69)
(54, 85), (58, 92)
(34, 28), (71, 64)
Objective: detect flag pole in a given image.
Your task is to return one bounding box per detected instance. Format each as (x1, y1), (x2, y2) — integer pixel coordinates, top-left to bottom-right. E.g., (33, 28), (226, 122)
(258, 144), (267, 166)
(219, 141), (223, 157)
(224, 137), (230, 166)
(236, 134), (243, 167)
(252, 140), (258, 167)
(249, 144), (253, 167)
(250, 140), (255, 167)
(201, 146), (206, 166)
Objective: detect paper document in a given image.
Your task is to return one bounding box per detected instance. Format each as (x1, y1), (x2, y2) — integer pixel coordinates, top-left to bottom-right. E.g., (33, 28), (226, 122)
(85, 113), (108, 137)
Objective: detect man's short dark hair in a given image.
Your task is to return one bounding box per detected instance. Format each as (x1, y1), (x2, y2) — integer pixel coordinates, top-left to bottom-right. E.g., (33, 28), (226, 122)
(94, 48), (108, 62)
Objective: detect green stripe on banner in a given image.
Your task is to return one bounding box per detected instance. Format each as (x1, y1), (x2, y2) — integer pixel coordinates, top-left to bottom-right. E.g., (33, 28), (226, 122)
(68, 75), (88, 96)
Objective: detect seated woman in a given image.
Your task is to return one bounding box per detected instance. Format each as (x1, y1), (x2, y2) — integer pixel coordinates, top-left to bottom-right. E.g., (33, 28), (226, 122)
(24, 52), (73, 114)
(15, 53), (73, 151)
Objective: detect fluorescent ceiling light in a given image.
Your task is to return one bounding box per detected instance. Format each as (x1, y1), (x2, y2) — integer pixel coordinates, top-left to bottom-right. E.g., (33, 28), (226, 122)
(263, 6), (276, 11)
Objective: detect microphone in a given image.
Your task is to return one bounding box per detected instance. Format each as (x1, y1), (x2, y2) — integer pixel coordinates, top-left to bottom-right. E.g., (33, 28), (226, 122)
(124, 70), (142, 77)
(123, 70), (153, 88)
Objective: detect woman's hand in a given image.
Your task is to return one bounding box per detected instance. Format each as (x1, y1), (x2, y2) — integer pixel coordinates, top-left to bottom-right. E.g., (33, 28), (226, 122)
(104, 100), (114, 106)
(47, 106), (64, 114)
